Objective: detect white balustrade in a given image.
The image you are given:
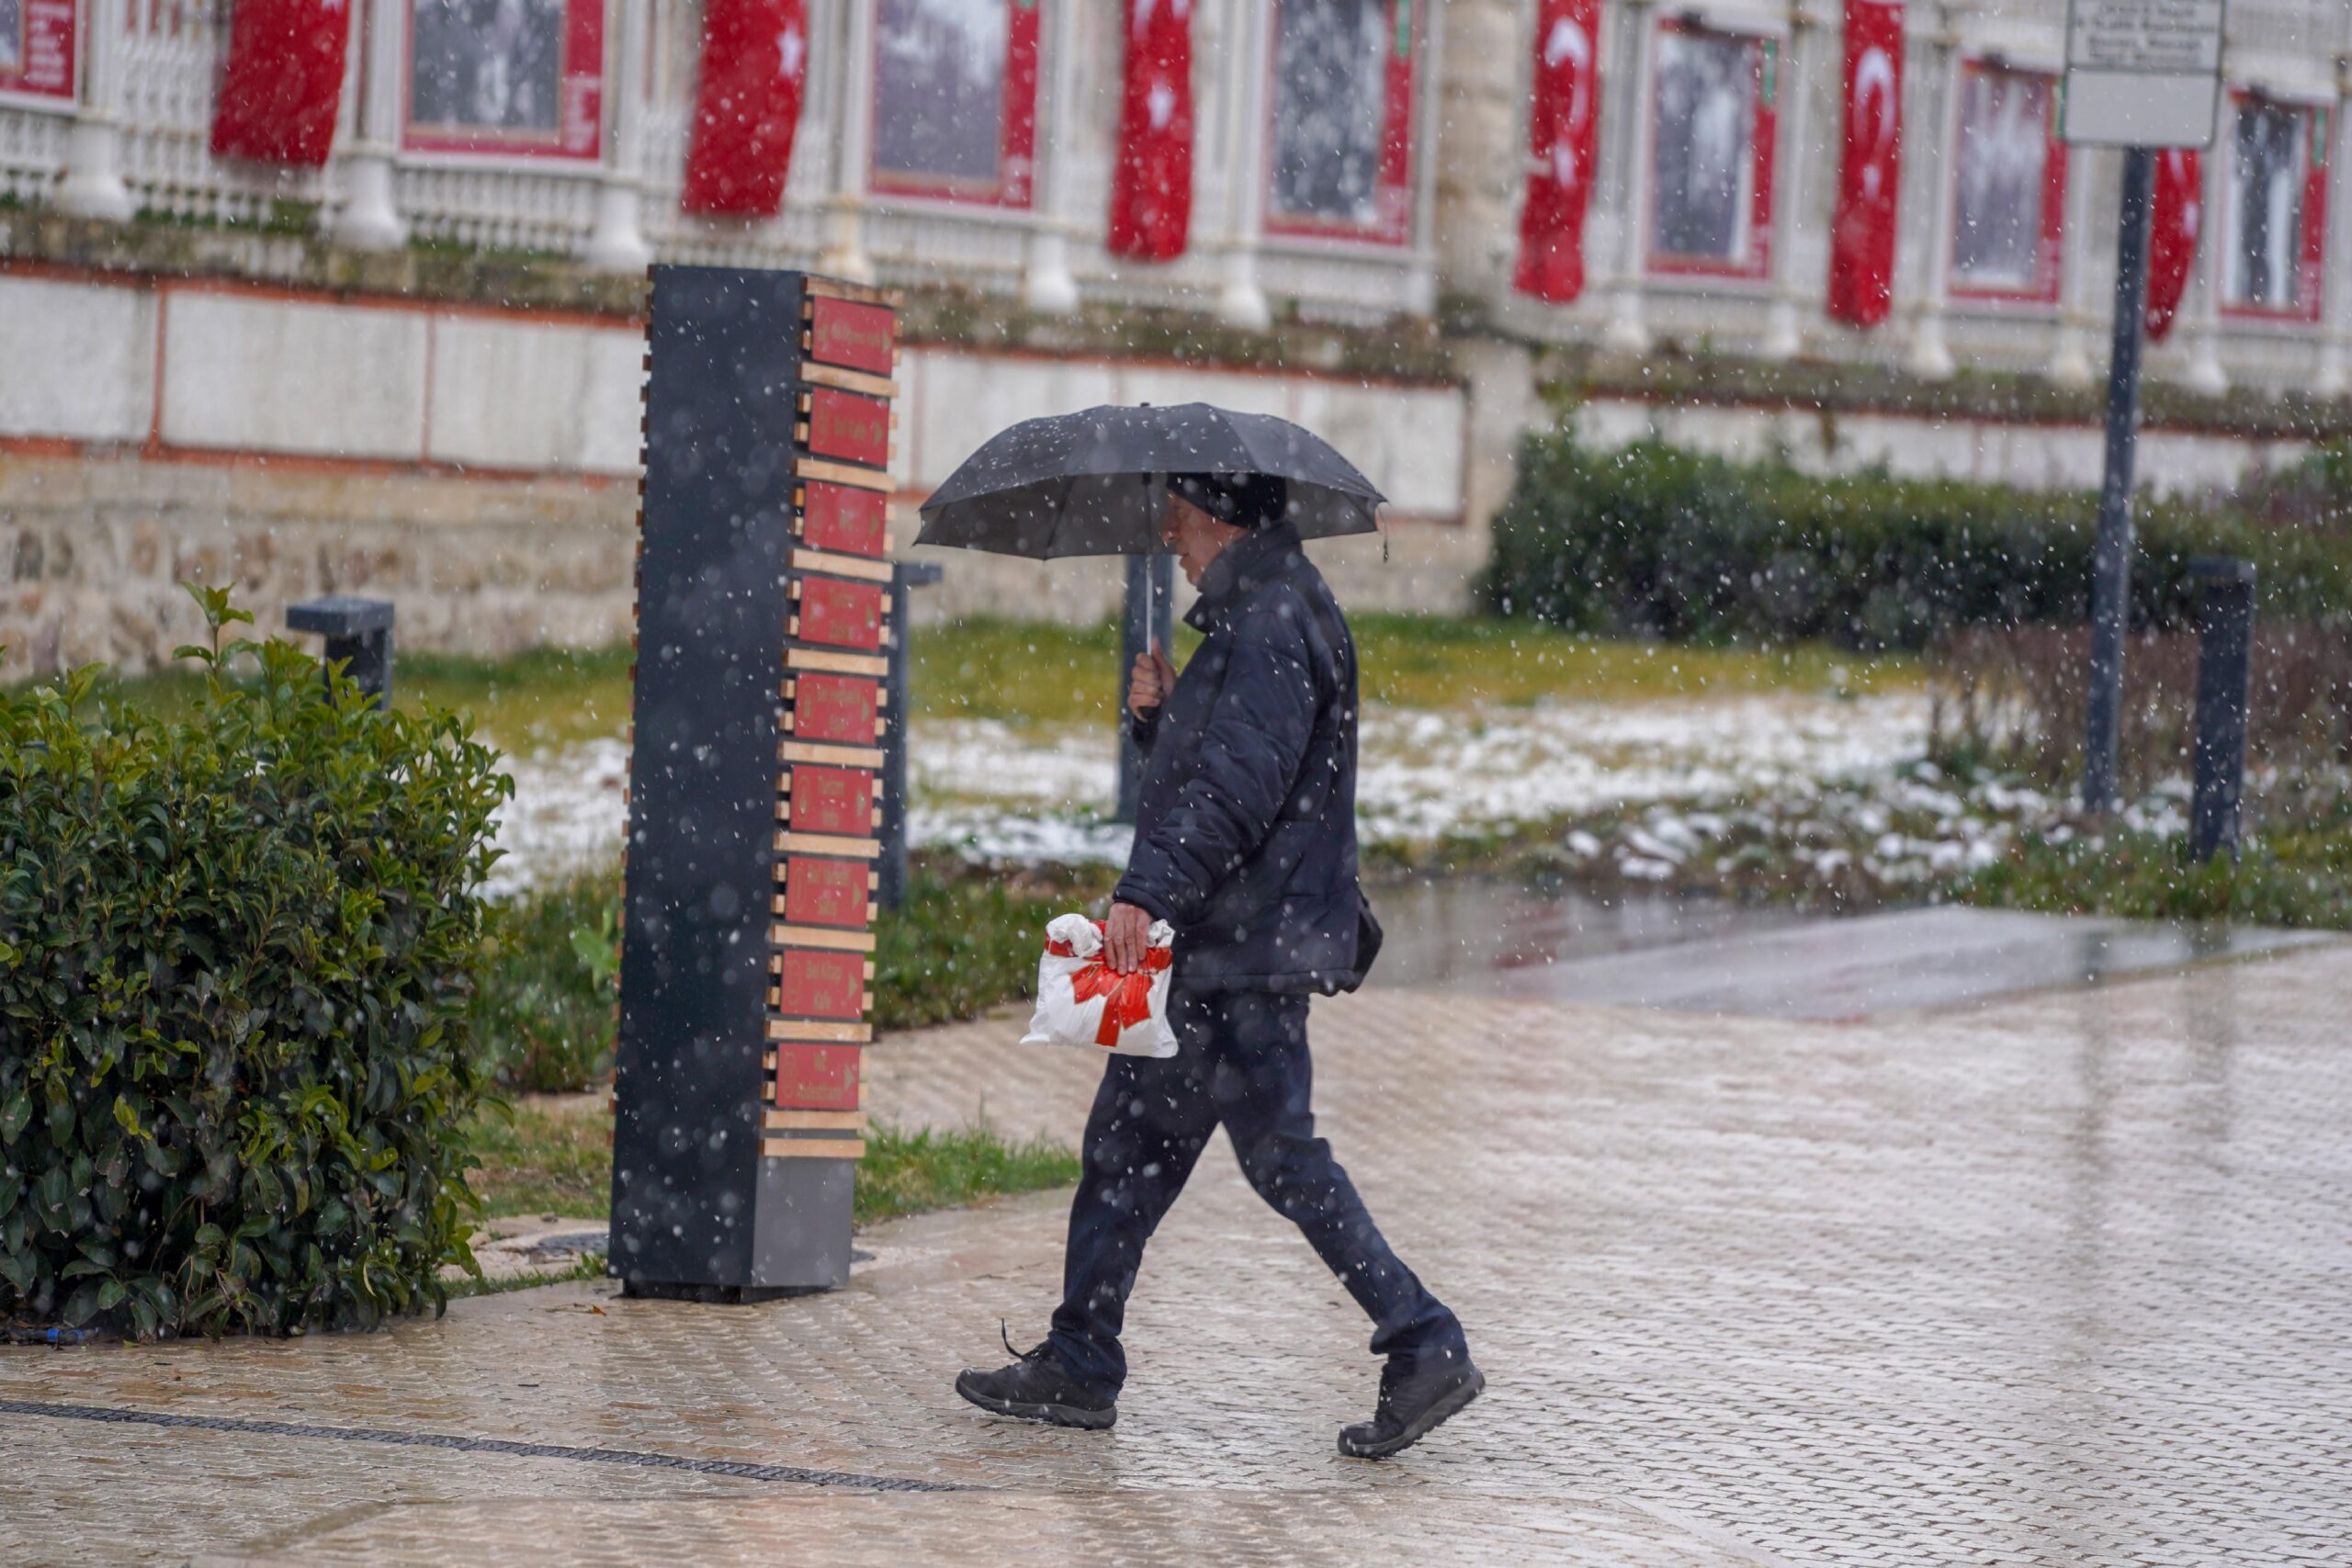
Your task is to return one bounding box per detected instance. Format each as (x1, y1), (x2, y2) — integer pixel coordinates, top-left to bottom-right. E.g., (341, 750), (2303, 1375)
(1, 0), (2347, 386)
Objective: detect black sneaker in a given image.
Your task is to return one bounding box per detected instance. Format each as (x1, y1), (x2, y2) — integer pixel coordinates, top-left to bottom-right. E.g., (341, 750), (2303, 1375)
(954, 1327), (1116, 1431)
(1337, 1355), (1484, 1460)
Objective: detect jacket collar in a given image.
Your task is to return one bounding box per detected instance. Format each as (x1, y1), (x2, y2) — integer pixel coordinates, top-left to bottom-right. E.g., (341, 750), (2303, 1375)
(1184, 523), (1303, 633)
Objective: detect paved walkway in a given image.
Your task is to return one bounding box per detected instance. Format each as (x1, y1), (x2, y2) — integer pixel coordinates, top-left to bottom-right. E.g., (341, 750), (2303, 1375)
(6, 943), (2351, 1565)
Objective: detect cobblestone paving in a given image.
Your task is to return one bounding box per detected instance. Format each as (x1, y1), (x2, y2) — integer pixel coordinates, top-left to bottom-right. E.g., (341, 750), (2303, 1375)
(5, 945), (2350, 1566)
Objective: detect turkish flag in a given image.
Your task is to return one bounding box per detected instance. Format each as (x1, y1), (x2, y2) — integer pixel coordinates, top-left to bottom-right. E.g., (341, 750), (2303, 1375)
(1826, 0), (1904, 328)
(682, 0), (809, 217)
(2144, 149), (2202, 343)
(1109, 0), (1194, 260)
(1512, 0), (1602, 303)
(209, 0), (354, 166)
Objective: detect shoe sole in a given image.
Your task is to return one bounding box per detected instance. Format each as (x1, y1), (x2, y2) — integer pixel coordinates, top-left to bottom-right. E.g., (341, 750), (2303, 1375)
(955, 1374), (1116, 1431)
(1336, 1369), (1485, 1460)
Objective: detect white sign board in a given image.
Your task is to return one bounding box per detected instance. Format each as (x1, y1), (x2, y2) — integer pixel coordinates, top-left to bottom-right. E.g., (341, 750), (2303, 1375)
(2063, 0), (2224, 146)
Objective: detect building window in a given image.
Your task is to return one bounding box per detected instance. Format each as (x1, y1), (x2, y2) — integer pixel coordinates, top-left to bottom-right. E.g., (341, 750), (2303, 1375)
(1647, 21), (1776, 278)
(405, 0), (605, 160)
(870, 0), (1043, 209)
(1264, 0), (1420, 245)
(1948, 62), (2064, 302)
(2221, 93), (2329, 321)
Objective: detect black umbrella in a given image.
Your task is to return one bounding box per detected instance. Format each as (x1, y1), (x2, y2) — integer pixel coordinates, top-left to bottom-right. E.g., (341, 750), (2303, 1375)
(914, 402), (1385, 558)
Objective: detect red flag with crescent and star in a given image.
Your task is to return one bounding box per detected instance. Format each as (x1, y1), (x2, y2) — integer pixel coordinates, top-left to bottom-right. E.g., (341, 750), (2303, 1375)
(1109, 0), (1195, 260)
(209, 0), (354, 165)
(682, 0), (810, 216)
(1513, 0), (1602, 303)
(2144, 149), (2202, 342)
(1826, 0), (1903, 328)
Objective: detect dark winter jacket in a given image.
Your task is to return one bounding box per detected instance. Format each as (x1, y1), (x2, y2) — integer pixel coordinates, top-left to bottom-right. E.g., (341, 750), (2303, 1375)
(1113, 524), (1379, 993)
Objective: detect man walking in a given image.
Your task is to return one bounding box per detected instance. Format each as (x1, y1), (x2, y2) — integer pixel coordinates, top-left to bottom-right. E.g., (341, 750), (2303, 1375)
(955, 473), (1481, 1460)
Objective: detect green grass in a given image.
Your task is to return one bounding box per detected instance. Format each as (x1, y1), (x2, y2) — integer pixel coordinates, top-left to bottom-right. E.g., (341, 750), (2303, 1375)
(911, 614), (1918, 727)
(462, 1100), (1078, 1229)
(51, 615), (1917, 746)
(873, 863), (1117, 1030)
(67, 644), (635, 750)
(1957, 808), (2352, 931)
(472, 859), (1108, 1092)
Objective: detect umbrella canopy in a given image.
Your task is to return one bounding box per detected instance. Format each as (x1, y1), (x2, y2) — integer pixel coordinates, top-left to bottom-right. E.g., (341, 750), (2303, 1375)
(914, 402), (1385, 558)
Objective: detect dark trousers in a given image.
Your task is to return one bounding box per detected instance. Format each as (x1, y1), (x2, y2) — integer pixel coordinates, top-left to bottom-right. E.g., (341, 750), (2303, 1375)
(1046, 986), (1467, 1399)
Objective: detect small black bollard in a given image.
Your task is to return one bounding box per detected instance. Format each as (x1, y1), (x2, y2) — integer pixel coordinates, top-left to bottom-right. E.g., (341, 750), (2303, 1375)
(878, 560), (944, 909)
(286, 595), (395, 710)
(1115, 552), (1174, 824)
(2188, 557), (2256, 862)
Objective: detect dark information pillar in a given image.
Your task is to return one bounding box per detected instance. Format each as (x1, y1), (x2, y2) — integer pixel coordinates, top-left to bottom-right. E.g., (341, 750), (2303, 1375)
(613, 267), (899, 1301)
(2085, 146), (2155, 814)
(1115, 552), (1174, 823)
(2188, 557), (2256, 862)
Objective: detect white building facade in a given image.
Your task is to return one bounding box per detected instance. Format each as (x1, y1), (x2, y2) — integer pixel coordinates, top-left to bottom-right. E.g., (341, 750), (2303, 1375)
(1, 1), (2347, 666)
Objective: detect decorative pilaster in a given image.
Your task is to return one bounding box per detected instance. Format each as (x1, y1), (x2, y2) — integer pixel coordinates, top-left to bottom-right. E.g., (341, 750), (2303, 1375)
(333, 0), (410, 249)
(819, 0), (876, 284)
(1022, 0), (1084, 312)
(2044, 144), (2098, 386)
(2316, 64), (2351, 397)
(1902, 13), (1957, 380)
(1601, 0), (1656, 354)
(585, 0), (654, 272)
(1215, 0), (1271, 330)
(1762, 9), (1824, 361)
(55, 0), (133, 221)
(2177, 130), (2230, 395)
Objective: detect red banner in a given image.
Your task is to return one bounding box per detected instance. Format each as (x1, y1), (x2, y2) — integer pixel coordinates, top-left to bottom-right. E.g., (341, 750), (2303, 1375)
(2144, 149), (2201, 342)
(1108, 0), (1194, 260)
(209, 0), (353, 165)
(1826, 0), (1903, 327)
(0, 0), (75, 100)
(682, 0), (808, 215)
(1512, 0), (1602, 303)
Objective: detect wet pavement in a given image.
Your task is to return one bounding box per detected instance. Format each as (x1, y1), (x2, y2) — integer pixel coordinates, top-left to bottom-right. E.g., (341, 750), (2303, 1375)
(6, 940), (2350, 1565)
(1371, 880), (2334, 1016)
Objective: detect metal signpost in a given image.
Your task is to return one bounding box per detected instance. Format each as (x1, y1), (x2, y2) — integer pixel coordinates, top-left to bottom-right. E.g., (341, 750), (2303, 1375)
(2064, 0), (2224, 811)
(611, 267), (899, 1301)
(1116, 553), (1175, 823)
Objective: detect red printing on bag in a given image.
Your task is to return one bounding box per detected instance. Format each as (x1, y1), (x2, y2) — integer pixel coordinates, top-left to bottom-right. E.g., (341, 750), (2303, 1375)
(1049, 924), (1172, 1048)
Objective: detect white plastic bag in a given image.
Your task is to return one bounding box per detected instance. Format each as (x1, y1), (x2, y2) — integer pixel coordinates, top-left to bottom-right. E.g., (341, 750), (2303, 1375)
(1021, 912), (1180, 1058)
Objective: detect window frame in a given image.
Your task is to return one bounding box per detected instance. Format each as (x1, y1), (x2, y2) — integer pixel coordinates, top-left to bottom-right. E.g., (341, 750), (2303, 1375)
(866, 0), (1043, 211)
(2217, 87), (2330, 325)
(1260, 0), (1423, 249)
(1643, 17), (1778, 283)
(1944, 58), (2067, 307)
(400, 0), (607, 163)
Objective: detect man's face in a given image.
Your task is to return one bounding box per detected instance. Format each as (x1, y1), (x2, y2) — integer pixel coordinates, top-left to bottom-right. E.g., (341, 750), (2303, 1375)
(1160, 492), (1247, 587)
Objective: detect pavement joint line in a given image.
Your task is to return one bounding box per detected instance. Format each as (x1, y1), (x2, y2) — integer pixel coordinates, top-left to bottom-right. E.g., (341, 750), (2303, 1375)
(0, 1399), (968, 1494)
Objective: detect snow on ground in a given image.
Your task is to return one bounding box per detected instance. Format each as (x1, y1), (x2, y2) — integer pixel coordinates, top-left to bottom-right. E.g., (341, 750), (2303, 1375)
(481, 691), (1933, 892)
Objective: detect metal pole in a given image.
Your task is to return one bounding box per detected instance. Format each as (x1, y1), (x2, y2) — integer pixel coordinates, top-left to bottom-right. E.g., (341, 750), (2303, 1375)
(2188, 557), (2256, 862)
(2085, 146), (2155, 813)
(286, 595), (395, 711)
(878, 561), (943, 909)
(1115, 553), (1174, 823)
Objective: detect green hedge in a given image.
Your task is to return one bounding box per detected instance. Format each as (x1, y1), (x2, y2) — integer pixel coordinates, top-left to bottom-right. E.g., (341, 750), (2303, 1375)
(0, 591), (508, 1337)
(1479, 434), (2352, 649)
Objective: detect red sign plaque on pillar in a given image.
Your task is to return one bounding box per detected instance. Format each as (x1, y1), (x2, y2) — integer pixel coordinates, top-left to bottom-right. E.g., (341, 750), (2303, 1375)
(808, 298), (897, 375)
(800, 482), (890, 557)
